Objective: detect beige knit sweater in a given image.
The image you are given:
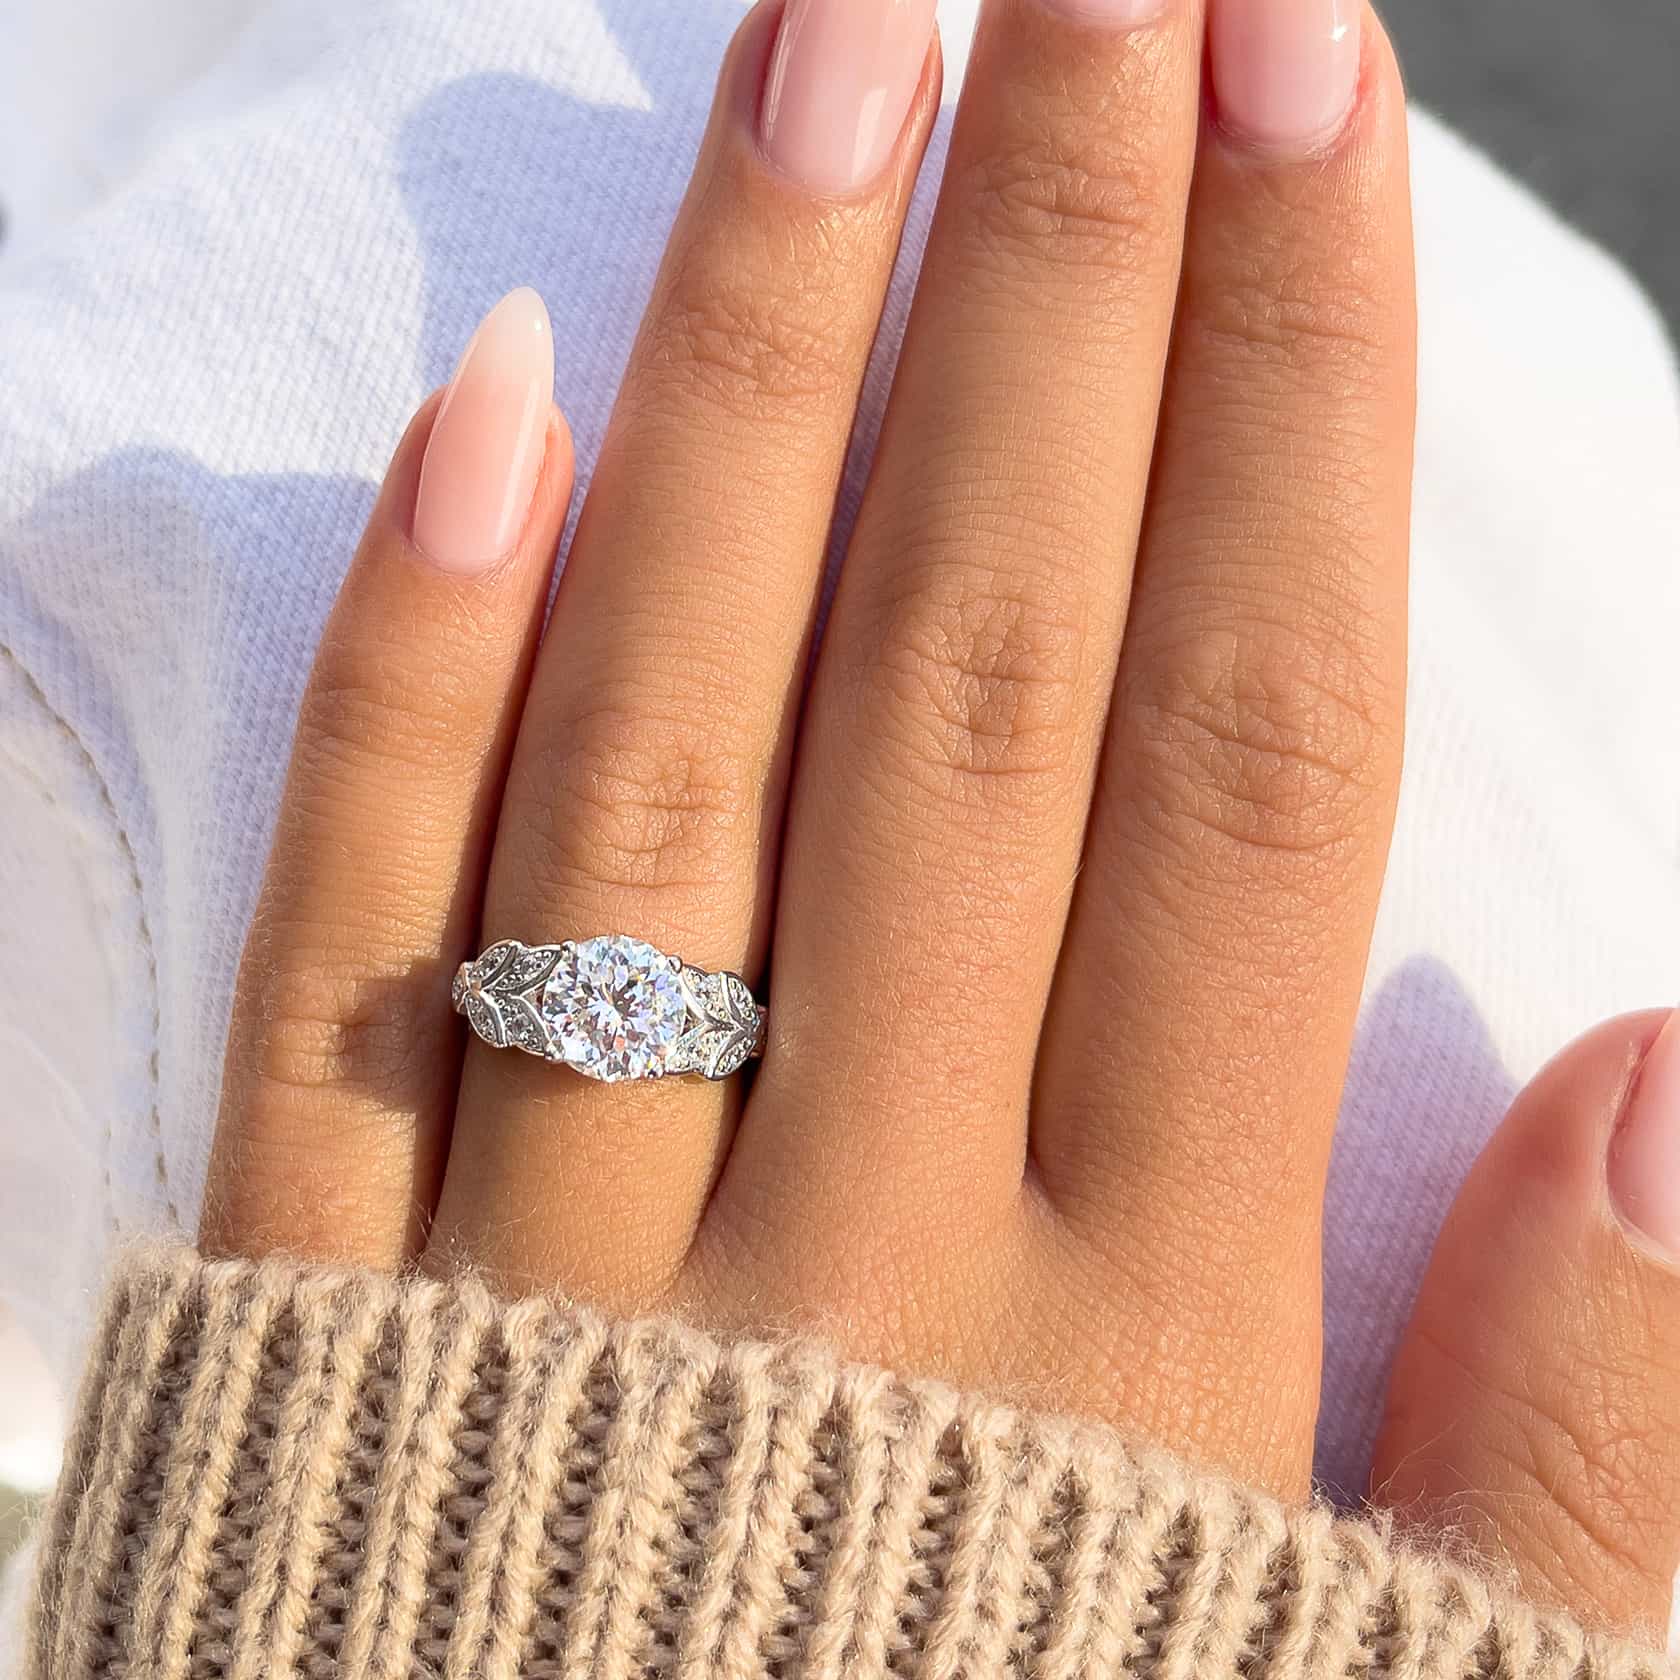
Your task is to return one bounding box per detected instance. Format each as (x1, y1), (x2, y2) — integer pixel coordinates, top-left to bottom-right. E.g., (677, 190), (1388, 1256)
(26, 1247), (1671, 1680)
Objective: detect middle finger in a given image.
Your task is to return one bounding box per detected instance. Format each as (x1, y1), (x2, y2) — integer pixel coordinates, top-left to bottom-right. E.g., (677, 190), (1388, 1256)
(725, 0), (1204, 1251)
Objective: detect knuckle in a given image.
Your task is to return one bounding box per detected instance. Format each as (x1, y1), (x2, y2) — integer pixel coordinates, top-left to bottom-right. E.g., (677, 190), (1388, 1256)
(515, 701), (757, 900)
(1498, 1412), (1673, 1595)
(299, 639), (485, 778)
(956, 111), (1168, 281)
(1402, 1323), (1677, 1607)
(1186, 238), (1399, 399)
(860, 562), (1086, 791)
(642, 257), (851, 426)
(240, 952), (441, 1112)
(1124, 616), (1396, 861)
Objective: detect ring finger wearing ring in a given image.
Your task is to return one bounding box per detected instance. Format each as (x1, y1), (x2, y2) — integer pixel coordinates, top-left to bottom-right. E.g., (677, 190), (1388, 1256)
(423, 1), (943, 1301)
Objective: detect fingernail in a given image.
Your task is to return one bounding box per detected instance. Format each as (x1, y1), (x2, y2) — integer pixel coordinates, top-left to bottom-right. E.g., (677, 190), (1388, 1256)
(760, 0), (938, 194)
(1209, 0), (1361, 155)
(413, 288), (554, 574)
(1608, 1010), (1680, 1260)
(1036, 0), (1166, 25)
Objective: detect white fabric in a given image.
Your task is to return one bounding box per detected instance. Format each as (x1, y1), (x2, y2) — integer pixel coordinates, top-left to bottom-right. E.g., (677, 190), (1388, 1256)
(1, 0), (1677, 1560)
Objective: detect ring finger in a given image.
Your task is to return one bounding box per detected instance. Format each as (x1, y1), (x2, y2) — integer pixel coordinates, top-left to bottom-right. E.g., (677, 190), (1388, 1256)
(429, 0), (943, 1303)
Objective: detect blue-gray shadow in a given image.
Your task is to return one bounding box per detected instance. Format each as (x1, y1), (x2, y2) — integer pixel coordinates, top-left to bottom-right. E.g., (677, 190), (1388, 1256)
(0, 448), (372, 1238)
(396, 3), (744, 396)
(0, 447), (369, 845)
(1314, 954), (1517, 1503)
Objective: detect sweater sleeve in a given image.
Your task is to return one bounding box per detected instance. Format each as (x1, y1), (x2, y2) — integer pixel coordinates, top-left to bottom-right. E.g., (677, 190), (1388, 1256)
(26, 1246), (1671, 1680)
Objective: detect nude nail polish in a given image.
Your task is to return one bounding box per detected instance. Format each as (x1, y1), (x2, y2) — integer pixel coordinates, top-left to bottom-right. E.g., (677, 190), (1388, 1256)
(413, 288), (554, 574)
(1036, 0), (1167, 25)
(1209, 0), (1361, 155)
(1608, 1010), (1680, 1260)
(760, 0), (938, 194)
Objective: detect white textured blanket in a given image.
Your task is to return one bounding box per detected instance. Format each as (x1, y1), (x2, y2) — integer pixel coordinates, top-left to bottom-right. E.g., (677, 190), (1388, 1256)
(0, 0), (1676, 1570)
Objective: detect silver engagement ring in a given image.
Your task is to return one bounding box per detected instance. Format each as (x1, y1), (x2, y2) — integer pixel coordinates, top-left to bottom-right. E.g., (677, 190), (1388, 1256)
(452, 935), (765, 1082)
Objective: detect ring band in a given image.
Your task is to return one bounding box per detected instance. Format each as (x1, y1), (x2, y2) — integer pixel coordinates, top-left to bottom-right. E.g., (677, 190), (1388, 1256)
(452, 934), (765, 1083)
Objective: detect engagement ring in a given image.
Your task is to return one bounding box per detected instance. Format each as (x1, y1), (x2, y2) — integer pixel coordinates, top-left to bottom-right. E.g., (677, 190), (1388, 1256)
(452, 935), (765, 1082)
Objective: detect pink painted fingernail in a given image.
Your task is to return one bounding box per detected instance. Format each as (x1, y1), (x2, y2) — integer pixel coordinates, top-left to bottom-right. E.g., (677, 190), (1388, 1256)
(1209, 0), (1361, 154)
(760, 0), (938, 194)
(1608, 1011), (1680, 1261)
(413, 288), (554, 574)
(1037, 0), (1166, 25)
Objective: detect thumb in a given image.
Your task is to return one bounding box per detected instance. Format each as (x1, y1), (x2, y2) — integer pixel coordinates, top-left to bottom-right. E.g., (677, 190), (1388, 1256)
(1371, 1008), (1680, 1634)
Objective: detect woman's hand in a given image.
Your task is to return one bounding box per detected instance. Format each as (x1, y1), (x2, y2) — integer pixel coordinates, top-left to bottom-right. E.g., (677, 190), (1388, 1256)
(199, 0), (1680, 1634)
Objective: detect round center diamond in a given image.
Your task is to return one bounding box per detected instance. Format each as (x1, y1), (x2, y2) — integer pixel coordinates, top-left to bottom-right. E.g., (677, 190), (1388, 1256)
(540, 936), (687, 1082)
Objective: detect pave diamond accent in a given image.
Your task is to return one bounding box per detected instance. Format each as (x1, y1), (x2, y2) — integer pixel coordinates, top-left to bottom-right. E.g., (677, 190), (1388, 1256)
(665, 968), (764, 1080)
(540, 935), (688, 1082)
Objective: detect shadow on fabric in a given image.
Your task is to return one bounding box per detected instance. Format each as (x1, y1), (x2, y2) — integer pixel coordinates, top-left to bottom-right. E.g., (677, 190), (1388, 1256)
(1316, 955), (1515, 1503)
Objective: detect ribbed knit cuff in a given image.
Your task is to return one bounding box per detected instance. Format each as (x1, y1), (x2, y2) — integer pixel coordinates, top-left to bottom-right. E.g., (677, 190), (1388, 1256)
(28, 1247), (1670, 1680)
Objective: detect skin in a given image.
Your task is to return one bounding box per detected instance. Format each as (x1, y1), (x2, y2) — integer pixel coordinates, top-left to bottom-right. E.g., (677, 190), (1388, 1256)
(200, 0), (1680, 1638)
